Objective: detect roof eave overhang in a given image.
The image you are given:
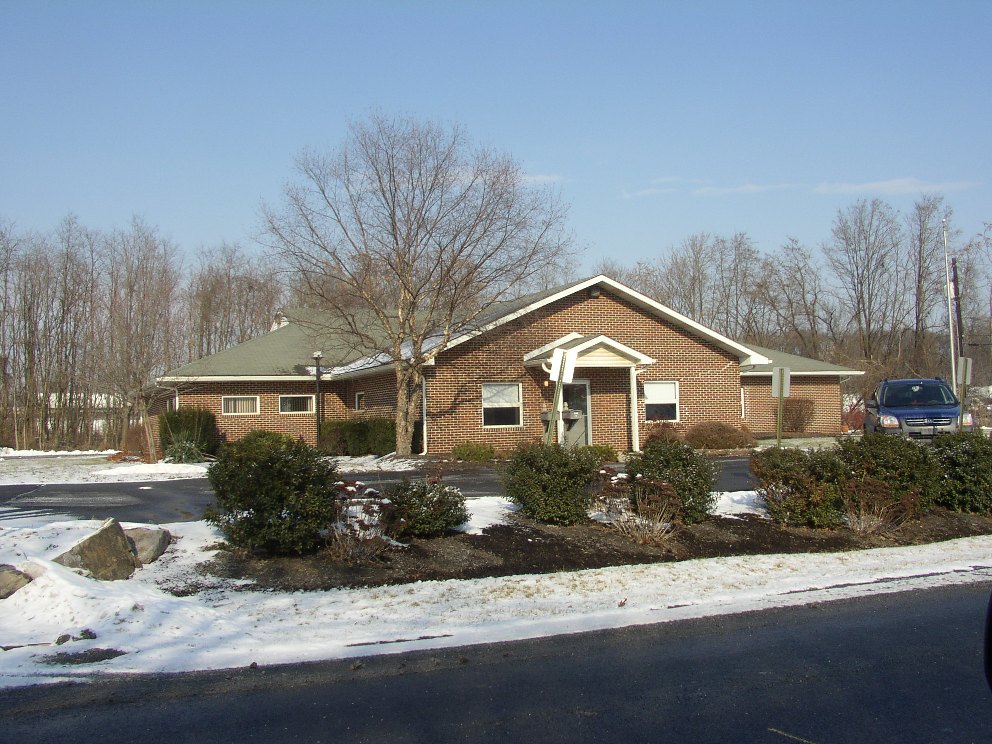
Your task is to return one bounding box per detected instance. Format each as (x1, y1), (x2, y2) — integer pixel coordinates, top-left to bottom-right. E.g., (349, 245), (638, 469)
(158, 375), (319, 383)
(740, 370), (866, 377)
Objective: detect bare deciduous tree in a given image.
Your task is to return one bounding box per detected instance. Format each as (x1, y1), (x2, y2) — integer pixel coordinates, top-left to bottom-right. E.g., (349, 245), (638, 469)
(263, 114), (572, 455)
(184, 244), (286, 359)
(824, 198), (909, 365)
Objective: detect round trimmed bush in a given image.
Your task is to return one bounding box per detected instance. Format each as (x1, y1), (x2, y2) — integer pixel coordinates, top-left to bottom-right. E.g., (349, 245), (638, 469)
(206, 431), (339, 555)
(502, 442), (600, 525)
(625, 440), (717, 524)
(751, 447), (844, 528)
(684, 421), (757, 450)
(384, 479), (469, 537)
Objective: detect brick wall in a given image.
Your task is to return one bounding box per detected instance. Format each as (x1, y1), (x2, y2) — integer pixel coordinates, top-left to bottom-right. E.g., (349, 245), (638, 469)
(151, 289), (846, 455)
(159, 379), (349, 448)
(741, 376), (843, 435)
(424, 289), (744, 454)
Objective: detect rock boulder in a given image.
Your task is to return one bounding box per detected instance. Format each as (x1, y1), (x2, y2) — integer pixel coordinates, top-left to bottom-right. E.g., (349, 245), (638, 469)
(0, 564), (31, 598)
(125, 527), (172, 565)
(54, 519), (140, 580)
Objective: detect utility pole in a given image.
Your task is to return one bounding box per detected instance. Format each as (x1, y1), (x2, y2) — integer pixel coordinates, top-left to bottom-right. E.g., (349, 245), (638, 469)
(944, 219), (957, 390)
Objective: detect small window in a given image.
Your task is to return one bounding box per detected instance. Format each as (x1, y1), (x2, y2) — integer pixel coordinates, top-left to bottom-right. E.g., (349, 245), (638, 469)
(279, 395), (314, 414)
(222, 396), (259, 415)
(355, 392), (366, 410)
(644, 381), (679, 421)
(482, 383), (522, 427)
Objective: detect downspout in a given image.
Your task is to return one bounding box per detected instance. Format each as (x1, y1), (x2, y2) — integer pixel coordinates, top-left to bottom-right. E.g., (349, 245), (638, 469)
(419, 377), (428, 456)
(629, 365), (643, 452)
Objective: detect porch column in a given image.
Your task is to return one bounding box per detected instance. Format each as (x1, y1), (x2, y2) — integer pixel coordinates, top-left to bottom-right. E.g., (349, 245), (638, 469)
(629, 365), (641, 452)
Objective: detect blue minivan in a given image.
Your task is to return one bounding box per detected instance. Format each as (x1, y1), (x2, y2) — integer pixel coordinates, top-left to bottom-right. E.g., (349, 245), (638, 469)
(864, 378), (973, 440)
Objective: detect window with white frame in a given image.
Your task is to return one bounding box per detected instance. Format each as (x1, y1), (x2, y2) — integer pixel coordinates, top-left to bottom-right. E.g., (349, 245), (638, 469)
(355, 392), (366, 410)
(222, 396), (259, 415)
(644, 381), (679, 421)
(279, 395), (314, 414)
(482, 383), (522, 427)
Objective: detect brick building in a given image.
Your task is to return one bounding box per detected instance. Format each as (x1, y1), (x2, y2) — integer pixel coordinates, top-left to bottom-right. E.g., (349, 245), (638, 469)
(152, 276), (862, 454)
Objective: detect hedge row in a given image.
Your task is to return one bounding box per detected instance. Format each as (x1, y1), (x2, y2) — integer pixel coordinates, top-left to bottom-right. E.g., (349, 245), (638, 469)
(752, 432), (992, 532)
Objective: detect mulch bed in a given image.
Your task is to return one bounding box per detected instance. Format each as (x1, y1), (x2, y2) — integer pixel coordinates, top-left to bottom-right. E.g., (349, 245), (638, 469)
(203, 508), (992, 593)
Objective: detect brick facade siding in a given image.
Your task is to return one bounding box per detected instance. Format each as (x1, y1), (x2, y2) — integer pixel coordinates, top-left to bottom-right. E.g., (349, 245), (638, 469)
(152, 286), (847, 455)
(741, 376), (843, 435)
(423, 289), (743, 454)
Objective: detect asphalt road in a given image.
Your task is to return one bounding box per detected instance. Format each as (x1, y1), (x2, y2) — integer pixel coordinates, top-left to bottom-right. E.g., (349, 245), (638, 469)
(0, 457), (757, 524)
(2, 583), (990, 743)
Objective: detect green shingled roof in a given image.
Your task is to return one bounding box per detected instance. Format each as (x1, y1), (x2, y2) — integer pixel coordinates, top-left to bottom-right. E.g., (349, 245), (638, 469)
(741, 344), (864, 376)
(159, 310), (378, 379)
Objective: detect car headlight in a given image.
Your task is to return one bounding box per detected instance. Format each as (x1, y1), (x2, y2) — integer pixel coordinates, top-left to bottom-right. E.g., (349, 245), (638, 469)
(963, 412), (974, 427)
(879, 415), (900, 428)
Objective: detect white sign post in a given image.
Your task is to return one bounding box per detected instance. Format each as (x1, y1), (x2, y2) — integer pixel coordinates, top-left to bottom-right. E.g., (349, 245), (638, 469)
(771, 367), (791, 448)
(544, 349), (577, 445)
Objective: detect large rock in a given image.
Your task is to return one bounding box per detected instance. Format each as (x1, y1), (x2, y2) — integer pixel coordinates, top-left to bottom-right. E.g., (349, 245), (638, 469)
(0, 564), (31, 598)
(125, 527), (172, 565)
(54, 519), (140, 580)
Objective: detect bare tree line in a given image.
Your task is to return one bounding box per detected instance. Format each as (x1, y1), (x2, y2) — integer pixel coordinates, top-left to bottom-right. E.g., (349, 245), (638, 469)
(0, 215), (285, 449)
(3, 190), (991, 451)
(598, 195), (992, 393)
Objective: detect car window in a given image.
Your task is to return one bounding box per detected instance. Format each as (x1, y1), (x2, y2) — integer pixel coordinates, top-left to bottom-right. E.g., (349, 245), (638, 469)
(882, 382), (955, 407)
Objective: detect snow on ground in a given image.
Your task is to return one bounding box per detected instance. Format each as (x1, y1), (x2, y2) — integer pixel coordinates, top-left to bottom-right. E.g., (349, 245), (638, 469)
(329, 454), (421, 472)
(0, 450), (990, 688)
(0, 454), (208, 485)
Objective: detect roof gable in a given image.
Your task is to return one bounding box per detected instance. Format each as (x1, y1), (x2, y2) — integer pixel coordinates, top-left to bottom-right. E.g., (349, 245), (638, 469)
(442, 275), (771, 366)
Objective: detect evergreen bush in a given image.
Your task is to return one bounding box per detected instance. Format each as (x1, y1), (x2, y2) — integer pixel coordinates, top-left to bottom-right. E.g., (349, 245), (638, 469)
(158, 407), (219, 458)
(384, 479), (469, 537)
(320, 417), (396, 456)
(932, 431), (992, 513)
(750, 447), (844, 528)
(836, 433), (940, 510)
(625, 440), (717, 524)
(578, 443), (619, 465)
(451, 441), (498, 461)
(502, 442), (600, 525)
(205, 430), (339, 555)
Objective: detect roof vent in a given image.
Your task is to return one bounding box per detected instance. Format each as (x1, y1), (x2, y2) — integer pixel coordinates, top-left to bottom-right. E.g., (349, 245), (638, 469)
(270, 311), (288, 331)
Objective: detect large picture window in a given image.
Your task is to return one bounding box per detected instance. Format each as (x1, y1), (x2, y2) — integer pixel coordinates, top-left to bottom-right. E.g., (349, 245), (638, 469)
(222, 396), (259, 415)
(279, 395), (314, 414)
(482, 383), (522, 427)
(644, 381), (679, 421)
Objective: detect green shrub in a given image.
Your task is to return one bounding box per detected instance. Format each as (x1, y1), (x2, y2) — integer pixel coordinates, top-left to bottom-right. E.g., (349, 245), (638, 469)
(159, 407), (219, 458)
(452, 441), (498, 462)
(836, 434), (940, 510)
(625, 440), (717, 524)
(932, 432), (992, 513)
(683, 421), (757, 450)
(164, 436), (204, 464)
(502, 442), (600, 525)
(320, 417), (396, 456)
(205, 431), (339, 555)
(578, 443), (619, 465)
(384, 479), (469, 537)
(750, 447), (844, 528)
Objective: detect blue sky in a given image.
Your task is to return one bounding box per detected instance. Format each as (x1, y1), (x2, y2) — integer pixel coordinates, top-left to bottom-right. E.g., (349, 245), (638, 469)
(2, 1), (989, 271)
